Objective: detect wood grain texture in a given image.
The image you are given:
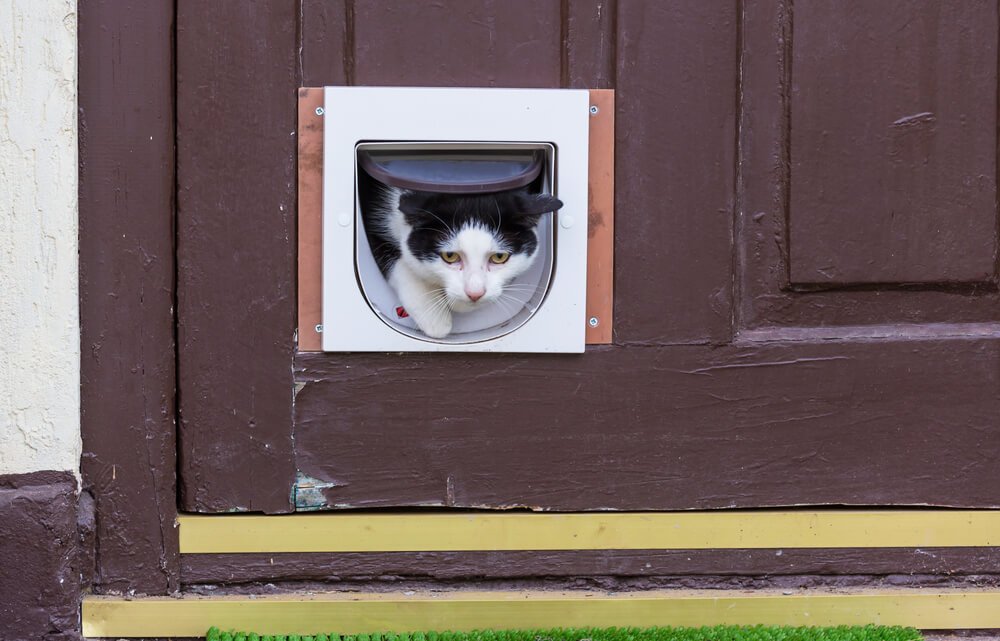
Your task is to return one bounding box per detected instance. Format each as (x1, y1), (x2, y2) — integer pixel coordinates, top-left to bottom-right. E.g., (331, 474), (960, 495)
(352, 1), (562, 87)
(614, 1), (737, 344)
(586, 90), (615, 344)
(79, 0), (179, 594)
(737, 0), (1000, 329)
(789, 0), (998, 286)
(186, 1), (1000, 527)
(297, 89), (324, 352)
(566, 0), (617, 88)
(300, 0), (350, 87)
(176, 1), (298, 513)
(293, 337), (1000, 510)
(181, 548), (1000, 585)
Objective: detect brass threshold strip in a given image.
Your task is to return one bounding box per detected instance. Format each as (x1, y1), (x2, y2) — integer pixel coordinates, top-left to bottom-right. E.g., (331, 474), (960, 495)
(83, 589), (1000, 637)
(178, 510), (1000, 554)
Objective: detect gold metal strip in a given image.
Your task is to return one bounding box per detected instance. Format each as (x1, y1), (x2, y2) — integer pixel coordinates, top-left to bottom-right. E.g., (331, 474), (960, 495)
(178, 511), (1000, 554)
(83, 589), (1000, 637)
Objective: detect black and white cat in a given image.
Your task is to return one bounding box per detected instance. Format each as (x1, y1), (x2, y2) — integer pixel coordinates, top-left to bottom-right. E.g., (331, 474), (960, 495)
(364, 186), (563, 338)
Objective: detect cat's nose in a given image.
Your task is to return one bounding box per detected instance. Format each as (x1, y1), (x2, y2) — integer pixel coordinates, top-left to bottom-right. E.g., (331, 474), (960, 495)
(465, 288), (485, 302)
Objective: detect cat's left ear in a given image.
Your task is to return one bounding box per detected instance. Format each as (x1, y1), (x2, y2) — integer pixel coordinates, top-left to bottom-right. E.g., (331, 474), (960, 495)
(397, 190), (432, 222)
(515, 192), (564, 217)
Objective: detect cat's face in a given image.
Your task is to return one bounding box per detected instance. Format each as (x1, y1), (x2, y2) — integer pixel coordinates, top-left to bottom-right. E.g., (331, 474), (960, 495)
(398, 189), (563, 312)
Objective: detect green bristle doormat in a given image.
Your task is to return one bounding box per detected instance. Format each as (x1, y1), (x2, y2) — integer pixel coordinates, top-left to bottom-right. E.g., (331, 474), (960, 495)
(205, 625), (923, 641)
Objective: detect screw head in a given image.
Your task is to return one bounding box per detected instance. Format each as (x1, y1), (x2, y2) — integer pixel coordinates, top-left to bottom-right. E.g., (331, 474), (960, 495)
(315, 107), (325, 116)
(589, 105), (599, 115)
(314, 324), (323, 333)
(588, 317), (600, 328)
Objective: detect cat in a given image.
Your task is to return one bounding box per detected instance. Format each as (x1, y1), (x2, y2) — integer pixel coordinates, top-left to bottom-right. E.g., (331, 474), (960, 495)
(363, 185), (564, 338)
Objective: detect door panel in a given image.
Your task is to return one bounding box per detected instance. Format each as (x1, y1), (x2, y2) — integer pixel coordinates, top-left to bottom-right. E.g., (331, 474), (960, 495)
(178, 0), (1000, 513)
(739, 0), (1000, 331)
(789, 0), (997, 286)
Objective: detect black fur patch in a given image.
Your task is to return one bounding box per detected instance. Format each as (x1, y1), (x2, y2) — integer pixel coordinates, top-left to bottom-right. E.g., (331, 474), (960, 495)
(367, 233), (402, 275)
(397, 188), (563, 262)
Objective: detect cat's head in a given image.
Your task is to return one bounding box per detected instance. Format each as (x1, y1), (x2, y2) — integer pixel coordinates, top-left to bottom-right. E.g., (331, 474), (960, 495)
(398, 187), (563, 312)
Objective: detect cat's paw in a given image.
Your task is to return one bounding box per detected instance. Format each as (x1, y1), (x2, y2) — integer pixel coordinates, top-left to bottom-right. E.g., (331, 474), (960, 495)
(416, 311), (453, 339)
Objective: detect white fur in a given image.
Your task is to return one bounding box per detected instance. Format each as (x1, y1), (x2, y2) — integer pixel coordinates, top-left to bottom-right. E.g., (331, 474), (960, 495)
(374, 187), (538, 339)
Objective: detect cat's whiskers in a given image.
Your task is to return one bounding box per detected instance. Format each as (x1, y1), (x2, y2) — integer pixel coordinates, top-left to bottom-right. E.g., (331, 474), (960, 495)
(408, 286), (448, 304)
(499, 285), (541, 299)
(501, 292), (531, 305)
(495, 292), (530, 315)
(493, 198), (503, 236)
(499, 297), (523, 317)
(400, 287), (453, 328)
(425, 291), (454, 319)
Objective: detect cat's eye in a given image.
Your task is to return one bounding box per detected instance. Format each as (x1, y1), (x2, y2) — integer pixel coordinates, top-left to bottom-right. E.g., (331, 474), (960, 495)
(489, 252), (511, 264)
(440, 251), (461, 264)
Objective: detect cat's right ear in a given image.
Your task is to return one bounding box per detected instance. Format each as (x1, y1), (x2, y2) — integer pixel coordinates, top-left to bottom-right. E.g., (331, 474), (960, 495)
(514, 191), (564, 217)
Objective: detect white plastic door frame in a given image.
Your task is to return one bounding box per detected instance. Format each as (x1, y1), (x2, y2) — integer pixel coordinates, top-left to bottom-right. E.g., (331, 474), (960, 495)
(321, 86), (590, 353)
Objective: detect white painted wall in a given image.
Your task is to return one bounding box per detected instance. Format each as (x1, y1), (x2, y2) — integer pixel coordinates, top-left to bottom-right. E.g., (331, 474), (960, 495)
(0, 0), (80, 476)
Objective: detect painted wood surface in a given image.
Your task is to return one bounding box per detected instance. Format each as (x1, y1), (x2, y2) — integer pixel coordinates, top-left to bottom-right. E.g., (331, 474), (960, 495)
(177, 0), (1000, 516)
(788, 1), (997, 286)
(565, 0), (616, 89)
(176, 1), (299, 513)
(292, 338), (1000, 510)
(181, 547), (1000, 586)
(351, 1), (562, 88)
(79, 0), (179, 594)
(738, 0), (1000, 329)
(613, 1), (737, 344)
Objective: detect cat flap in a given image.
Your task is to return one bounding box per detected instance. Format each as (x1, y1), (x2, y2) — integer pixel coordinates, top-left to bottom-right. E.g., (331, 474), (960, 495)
(358, 148), (544, 194)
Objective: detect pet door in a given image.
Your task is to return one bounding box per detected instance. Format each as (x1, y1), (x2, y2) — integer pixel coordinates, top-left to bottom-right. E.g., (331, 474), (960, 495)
(321, 86), (590, 352)
(355, 142), (556, 344)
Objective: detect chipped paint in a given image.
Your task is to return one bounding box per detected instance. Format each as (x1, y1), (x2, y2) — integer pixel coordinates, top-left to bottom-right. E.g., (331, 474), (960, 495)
(293, 471), (344, 511)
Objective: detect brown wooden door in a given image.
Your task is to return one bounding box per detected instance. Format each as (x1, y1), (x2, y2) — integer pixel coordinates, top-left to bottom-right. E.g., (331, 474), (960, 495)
(176, 1), (1000, 514)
